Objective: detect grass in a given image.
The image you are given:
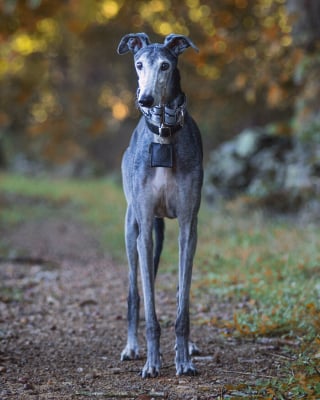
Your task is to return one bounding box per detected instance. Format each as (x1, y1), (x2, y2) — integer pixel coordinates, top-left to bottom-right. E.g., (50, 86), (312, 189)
(0, 172), (126, 260)
(195, 212), (320, 337)
(0, 172), (319, 397)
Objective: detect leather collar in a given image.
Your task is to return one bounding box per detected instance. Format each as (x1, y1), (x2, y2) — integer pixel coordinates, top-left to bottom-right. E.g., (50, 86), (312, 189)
(138, 95), (186, 138)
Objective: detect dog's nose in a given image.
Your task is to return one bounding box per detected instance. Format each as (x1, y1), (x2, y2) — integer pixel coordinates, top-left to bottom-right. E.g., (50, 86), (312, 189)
(138, 95), (154, 108)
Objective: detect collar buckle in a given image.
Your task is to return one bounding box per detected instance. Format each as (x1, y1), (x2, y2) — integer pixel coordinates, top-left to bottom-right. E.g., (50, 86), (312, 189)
(177, 108), (184, 127)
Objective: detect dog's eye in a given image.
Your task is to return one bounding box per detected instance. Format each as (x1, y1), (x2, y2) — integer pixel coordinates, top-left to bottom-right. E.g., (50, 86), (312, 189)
(160, 62), (170, 71)
(136, 62), (143, 70)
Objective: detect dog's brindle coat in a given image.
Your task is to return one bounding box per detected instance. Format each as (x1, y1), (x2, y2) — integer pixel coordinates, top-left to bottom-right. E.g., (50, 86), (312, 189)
(117, 33), (203, 378)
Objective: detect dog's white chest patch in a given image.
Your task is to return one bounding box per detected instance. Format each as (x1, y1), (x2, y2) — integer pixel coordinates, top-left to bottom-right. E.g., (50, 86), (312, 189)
(152, 167), (177, 218)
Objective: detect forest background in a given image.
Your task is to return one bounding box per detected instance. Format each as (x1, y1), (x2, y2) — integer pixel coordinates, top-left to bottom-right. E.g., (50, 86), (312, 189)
(0, 0), (319, 176)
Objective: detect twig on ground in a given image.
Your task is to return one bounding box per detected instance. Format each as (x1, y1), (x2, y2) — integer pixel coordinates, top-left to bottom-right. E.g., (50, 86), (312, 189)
(218, 368), (287, 380)
(256, 337), (300, 347)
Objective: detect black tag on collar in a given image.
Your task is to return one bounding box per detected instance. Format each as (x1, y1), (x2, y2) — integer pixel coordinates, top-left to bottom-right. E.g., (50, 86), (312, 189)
(150, 142), (173, 168)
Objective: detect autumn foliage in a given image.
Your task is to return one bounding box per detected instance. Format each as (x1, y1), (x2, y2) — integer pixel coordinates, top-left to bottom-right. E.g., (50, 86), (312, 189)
(0, 0), (319, 171)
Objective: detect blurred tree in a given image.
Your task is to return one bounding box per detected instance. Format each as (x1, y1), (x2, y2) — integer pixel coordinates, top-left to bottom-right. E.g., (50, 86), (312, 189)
(286, 0), (320, 142)
(0, 0), (318, 173)
(287, 0), (320, 49)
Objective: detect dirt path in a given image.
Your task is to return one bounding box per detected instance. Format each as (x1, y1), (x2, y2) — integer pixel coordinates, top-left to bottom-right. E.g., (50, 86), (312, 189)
(0, 218), (292, 399)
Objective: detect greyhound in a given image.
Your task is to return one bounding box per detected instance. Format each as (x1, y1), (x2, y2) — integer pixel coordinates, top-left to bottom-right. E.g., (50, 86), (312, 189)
(117, 33), (203, 378)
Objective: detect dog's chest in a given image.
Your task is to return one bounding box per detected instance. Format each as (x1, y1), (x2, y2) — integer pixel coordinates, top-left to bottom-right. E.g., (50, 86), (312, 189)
(151, 167), (177, 218)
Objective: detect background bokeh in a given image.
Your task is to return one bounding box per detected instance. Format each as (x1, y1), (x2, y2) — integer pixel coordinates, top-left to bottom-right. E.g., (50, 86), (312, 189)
(0, 0), (319, 175)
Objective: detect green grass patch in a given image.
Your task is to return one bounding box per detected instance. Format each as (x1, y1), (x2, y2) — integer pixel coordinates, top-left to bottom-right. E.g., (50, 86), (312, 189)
(0, 172), (126, 260)
(193, 208), (320, 340)
(193, 205), (320, 398)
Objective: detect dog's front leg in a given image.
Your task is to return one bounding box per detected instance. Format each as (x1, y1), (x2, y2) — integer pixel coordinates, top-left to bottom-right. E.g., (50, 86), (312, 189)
(175, 215), (198, 376)
(137, 221), (161, 378)
(121, 206), (140, 361)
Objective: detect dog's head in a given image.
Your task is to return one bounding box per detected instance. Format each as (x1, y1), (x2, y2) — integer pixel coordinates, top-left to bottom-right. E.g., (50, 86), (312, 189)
(117, 33), (198, 108)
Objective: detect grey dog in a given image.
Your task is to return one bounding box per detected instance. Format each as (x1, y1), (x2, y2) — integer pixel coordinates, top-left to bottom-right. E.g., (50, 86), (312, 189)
(117, 32), (203, 378)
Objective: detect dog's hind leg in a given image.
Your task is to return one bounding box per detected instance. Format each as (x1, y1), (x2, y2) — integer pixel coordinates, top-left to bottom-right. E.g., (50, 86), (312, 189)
(175, 215), (198, 376)
(153, 217), (164, 277)
(121, 206), (140, 361)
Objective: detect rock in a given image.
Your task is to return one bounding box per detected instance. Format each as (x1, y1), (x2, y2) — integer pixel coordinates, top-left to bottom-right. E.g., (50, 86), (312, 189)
(205, 141), (252, 201)
(235, 128), (263, 159)
(204, 127), (320, 215)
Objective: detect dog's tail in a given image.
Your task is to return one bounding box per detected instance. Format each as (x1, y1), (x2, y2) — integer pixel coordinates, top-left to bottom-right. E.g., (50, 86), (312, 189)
(153, 217), (164, 277)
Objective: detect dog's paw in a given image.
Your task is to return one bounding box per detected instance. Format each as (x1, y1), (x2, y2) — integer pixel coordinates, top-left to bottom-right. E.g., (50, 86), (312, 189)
(120, 344), (140, 361)
(140, 361), (161, 378)
(176, 361), (198, 376)
(188, 340), (200, 356)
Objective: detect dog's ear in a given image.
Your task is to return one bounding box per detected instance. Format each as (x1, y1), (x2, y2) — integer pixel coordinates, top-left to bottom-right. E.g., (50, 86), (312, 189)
(164, 34), (199, 56)
(117, 33), (151, 55)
